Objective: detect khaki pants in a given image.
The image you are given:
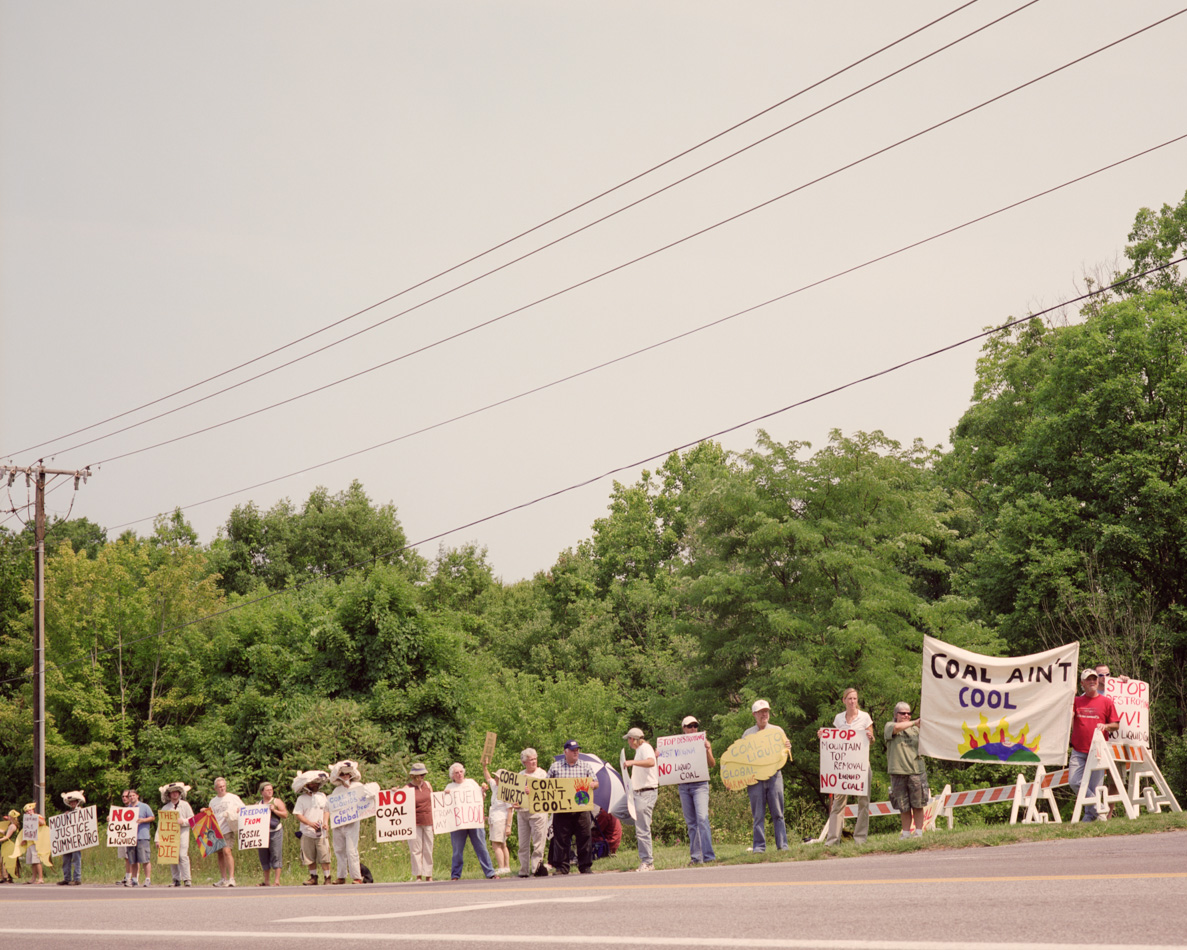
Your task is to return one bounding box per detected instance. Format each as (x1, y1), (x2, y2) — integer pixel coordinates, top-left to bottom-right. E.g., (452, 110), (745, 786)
(516, 810), (548, 875)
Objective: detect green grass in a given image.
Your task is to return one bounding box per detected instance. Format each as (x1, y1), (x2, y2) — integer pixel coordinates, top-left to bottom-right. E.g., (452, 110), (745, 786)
(16, 810), (1186, 885)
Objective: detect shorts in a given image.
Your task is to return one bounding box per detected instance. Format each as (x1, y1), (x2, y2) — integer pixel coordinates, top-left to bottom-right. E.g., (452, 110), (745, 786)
(300, 833), (331, 867)
(889, 773), (928, 812)
(259, 832), (283, 870)
(24, 844), (40, 865)
(488, 813), (509, 844)
(132, 840), (151, 864)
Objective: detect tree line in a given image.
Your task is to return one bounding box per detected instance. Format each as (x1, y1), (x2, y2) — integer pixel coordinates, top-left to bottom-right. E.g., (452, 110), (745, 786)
(1, 192), (1184, 826)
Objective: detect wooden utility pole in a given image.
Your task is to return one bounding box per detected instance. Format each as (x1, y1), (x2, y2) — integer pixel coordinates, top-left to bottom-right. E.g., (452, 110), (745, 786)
(1, 463), (91, 816)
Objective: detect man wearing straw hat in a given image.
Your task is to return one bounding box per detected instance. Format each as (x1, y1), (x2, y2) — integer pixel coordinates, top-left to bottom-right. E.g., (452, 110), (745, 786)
(292, 770), (332, 886)
(327, 760), (364, 884)
(57, 791), (87, 886)
(159, 783), (194, 887)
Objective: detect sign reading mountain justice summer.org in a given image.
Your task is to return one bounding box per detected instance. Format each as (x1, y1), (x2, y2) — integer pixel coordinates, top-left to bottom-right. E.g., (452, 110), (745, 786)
(919, 635), (1079, 766)
(49, 806), (99, 858)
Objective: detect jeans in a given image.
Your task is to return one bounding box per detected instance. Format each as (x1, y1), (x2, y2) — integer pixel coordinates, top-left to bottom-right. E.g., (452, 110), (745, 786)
(1069, 749), (1103, 820)
(450, 828), (495, 879)
(678, 781), (716, 862)
(633, 788), (658, 865)
(60, 850), (81, 883)
(825, 793), (869, 845)
(747, 773), (787, 851)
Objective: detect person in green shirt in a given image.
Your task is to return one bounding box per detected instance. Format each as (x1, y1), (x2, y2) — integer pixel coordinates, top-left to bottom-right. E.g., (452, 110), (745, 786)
(884, 702), (927, 838)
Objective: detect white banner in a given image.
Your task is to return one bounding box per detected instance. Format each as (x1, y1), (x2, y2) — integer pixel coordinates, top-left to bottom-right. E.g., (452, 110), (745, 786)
(106, 806), (138, 848)
(819, 728), (869, 797)
(1105, 678), (1149, 746)
(375, 788), (416, 843)
(919, 635), (1079, 766)
(49, 806), (99, 857)
(656, 732), (710, 786)
(237, 804), (271, 851)
(326, 783), (380, 829)
(432, 786), (485, 834)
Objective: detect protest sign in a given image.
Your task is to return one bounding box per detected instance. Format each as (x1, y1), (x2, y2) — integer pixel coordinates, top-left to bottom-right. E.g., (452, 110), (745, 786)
(189, 808), (226, 857)
(22, 813), (39, 842)
(237, 803), (271, 851)
(719, 730), (790, 791)
(50, 806), (98, 858)
(326, 783), (380, 829)
(656, 732), (710, 786)
(495, 769), (527, 808)
(919, 635), (1079, 765)
(432, 784), (486, 834)
(1105, 678), (1149, 746)
(106, 806), (138, 848)
(481, 731), (498, 767)
(819, 728), (870, 797)
(156, 809), (180, 865)
(620, 748), (636, 820)
(527, 777), (594, 813)
(375, 788), (416, 843)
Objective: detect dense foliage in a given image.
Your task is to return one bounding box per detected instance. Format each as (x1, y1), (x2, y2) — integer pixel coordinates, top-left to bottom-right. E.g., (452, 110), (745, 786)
(1, 193), (1185, 831)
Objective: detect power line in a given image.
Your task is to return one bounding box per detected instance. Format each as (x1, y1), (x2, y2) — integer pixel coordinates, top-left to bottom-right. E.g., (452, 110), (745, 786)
(7, 254), (1181, 689)
(104, 131), (1187, 533)
(80, 6), (1187, 469)
(2, 0), (986, 462)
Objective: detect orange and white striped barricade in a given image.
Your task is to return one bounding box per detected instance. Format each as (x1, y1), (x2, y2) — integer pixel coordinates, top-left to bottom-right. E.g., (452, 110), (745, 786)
(1109, 741), (1181, 815)
(814, 799), (900, 843)
(1015, 765), (1068, 824)
(1071, 732), (1137, 823)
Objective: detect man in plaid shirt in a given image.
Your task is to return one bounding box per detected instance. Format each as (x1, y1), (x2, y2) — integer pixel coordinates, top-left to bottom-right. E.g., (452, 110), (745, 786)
(546, 740), (599, 875)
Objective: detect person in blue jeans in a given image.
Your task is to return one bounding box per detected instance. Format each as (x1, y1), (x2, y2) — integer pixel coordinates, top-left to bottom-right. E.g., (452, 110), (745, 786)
(676, 716), (717, 864)
(56, 791), (87, 885)
(743, 699), (790, 852)
(445, 763), (496, 880)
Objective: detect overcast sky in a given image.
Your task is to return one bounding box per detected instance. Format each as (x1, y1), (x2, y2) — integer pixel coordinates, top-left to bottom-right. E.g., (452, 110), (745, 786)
(3, 0), (1185, 581)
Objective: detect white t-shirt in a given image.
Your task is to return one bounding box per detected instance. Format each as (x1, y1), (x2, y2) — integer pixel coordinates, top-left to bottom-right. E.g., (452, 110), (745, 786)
(294, 791), (328, 839)
(487, 778), (511, 823)
(630, 742), (658, 790)
(209, 792), (244, 836)
(833, 710), (873, 732)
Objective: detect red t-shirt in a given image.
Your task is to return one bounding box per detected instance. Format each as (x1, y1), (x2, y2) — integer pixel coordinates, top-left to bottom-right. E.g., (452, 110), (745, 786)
(1070, 693), (1118, 754)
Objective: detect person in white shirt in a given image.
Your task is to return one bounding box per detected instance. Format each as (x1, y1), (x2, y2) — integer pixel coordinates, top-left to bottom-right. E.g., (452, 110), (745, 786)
(623, 727), (658, 871)
(481, 763), (513, 874)
(742, 699), (791, 852)
(292, 770), (332, 885)
(445, 763), (496, 880)
(159, 783), (194, 886)
(327, 760), (365, 884)
(209, 777), (244, 887)
(818, 688), (874, 845)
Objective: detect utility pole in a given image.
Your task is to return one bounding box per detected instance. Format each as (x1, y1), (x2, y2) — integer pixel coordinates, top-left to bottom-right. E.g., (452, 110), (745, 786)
(1, 463), (92, 817)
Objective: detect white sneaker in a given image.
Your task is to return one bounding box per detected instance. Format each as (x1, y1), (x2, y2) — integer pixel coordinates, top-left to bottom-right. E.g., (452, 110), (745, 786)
(213, 880), (227, 887)
(910, 830), (923, 838)
(227, 879), (236, 887)
(636, 864), (654, 872)
(899, 831), (911, 839)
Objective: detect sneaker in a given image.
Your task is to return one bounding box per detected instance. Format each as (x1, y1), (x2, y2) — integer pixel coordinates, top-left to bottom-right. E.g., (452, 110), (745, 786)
(910, 830), (923, 838)
(143, 880), (151, 887)
(899, 831), (911, 839)
(227, 879), (236, 887)
(173, 882), (181, 887)
(636, 864), (654, 872)
(213, 880), (227, 887)
(129, 880), (138, 887)
(183, 881), (191, 887)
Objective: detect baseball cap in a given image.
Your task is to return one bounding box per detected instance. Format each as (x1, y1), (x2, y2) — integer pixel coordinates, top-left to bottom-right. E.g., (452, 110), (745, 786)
(623, 727), (645, 740)
(751, 699), (770, 713)
(563, 740), (581, 751)
(1081, 669), (1099, 681)
(681, 716), (699, 727)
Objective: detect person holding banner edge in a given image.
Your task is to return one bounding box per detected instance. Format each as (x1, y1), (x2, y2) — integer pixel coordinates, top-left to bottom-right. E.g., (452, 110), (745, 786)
(885, 703), (927, 838)
(820, 688), (873, 845)
(743, 700), (791, 853)
(677, 716), (717, 865)
(1069, 670), (1119, 822)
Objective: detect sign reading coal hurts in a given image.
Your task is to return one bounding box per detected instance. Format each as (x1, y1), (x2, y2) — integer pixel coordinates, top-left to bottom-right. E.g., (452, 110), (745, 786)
(656, 732), (710, 786)
(919, 635), (1079, 766)
(49, 806), (98, 858)
(156, 809), (181, 864)
(1105, 678), (1150, 746)
(106, 806), (138, 848)
(375, 788), (415, 842)
(237, 804), (271, 851)
(326, 783), (380, 829)
(719, 730), (790, 791)
(492, 770), (593, 813)
(819, 728), (869, 796)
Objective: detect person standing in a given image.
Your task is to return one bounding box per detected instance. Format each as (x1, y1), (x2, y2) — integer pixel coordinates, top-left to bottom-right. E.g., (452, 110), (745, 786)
(1070, 669), (1120, 821)
(127, 790), (154, 886)
(622, 728), (658, 872)
(513, 748), (549, 878)
(545, 740), (599, 875)
(209, 777), (244, 886)
(159, 783), (194, 887)
(820, 688), (874, 845)
(676, 716), (717, 865)
(56, 791), (86, 885)
(257, 782), (288, 886)
(444, 763), (496, 880)
(20, 804), (46, 884)
(481, 763), (513, 875)
(327, 760), (365, 884)
(405, 764), (434, 882)
(743, 700), (791, 852)
(292, 770), (331, 885)
(885, 702), (927, 838)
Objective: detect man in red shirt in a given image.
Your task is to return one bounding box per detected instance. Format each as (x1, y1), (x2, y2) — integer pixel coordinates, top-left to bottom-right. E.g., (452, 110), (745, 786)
(1069, 669), (1119, 821)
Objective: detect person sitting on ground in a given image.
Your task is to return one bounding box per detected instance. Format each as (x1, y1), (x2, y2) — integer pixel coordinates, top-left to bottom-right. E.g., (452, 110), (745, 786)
(590, 805), (621, 859)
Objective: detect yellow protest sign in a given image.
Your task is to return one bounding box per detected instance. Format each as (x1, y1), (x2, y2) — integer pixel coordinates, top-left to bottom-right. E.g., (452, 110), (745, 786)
(157, 809), (180, 865)
(493, 771), (593, 812)
(720, 728), (790, 791)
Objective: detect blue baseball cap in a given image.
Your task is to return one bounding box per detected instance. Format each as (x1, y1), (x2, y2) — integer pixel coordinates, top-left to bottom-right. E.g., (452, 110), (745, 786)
(563, 740), (580, 751)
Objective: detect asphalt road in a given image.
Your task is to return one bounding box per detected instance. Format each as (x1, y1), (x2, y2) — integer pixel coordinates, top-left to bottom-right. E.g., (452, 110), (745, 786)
(0, 833), (1183, 949)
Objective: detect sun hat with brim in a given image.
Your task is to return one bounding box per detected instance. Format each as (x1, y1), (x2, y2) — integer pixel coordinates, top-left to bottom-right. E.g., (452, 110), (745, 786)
(6, 810), (19, 821)
(158, 782), (191, 803)
(60, 791), (86, 806)
(328, 760), (361, 786)
(22, 803), (35, 813)
(292, 770), (330, 794)
(408, 763), (428, 776)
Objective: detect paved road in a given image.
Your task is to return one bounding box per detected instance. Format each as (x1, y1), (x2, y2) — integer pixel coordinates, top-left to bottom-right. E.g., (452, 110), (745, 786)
(0, 832), (1183, 949)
